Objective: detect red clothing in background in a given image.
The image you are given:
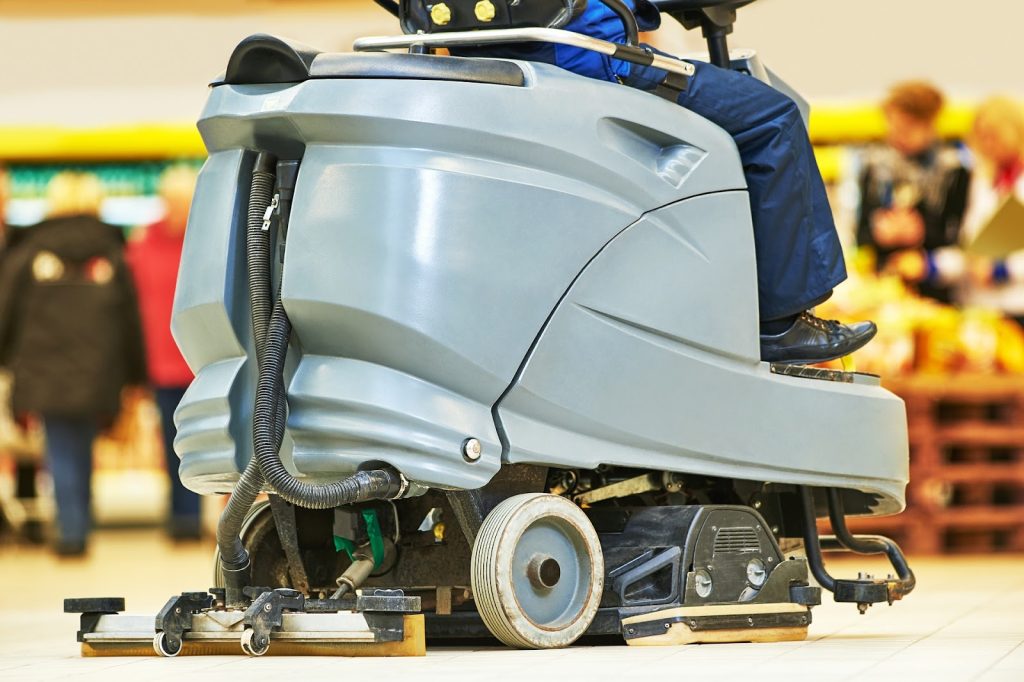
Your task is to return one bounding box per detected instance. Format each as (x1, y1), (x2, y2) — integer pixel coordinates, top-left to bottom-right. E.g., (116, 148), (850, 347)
(126, 220), (192, 387)
(994, 157), (1024, 195)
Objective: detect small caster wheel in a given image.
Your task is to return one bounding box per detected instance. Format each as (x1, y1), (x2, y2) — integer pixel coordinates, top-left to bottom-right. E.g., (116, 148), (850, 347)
(153, 631), (181, 657)
(471, 492), (604, 649)
(240, 629), (270, 657)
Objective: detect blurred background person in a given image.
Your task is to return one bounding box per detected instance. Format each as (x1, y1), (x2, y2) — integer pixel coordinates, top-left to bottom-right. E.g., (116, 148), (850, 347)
(957, 97), (1024, 325)
(126, 165), (200, 541)
(0, 166), (46, 545)
(855, 81), (971, 303)
(0, 172), (145, 556)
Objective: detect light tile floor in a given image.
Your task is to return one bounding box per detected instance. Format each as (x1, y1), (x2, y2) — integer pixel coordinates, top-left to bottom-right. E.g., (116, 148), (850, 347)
(0, 530), (1021, 681)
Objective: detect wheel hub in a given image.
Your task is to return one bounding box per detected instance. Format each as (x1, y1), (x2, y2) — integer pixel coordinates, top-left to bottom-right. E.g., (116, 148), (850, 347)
(527, 555), (562, 589)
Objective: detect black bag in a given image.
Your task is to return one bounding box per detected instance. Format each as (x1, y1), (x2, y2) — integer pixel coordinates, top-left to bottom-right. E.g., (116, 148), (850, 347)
(399, 0), (588, 34)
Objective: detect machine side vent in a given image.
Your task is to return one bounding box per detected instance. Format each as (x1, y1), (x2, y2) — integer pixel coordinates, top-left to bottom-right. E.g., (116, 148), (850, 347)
(713, 526), (759, 554)
(596, 117), (707, 189)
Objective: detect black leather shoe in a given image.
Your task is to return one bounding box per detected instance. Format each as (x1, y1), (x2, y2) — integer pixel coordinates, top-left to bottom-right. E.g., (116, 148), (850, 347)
(760, 312), (877, 364)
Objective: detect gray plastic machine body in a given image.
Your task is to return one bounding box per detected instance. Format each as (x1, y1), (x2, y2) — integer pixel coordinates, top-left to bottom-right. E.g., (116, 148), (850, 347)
(172, 58), (909, 515)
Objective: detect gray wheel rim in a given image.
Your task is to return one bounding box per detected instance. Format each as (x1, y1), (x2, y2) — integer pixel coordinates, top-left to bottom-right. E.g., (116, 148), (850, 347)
(510, 517), (593, 629)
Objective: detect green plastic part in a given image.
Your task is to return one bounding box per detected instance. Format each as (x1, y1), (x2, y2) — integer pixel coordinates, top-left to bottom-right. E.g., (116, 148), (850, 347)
(332, 508), (386, 569)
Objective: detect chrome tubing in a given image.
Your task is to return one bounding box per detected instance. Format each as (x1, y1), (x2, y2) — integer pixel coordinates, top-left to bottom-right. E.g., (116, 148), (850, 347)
(354, 28), (696, 78)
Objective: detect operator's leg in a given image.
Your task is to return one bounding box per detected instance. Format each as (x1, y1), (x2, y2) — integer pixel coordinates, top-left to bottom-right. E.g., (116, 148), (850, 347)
(633, 59), (844, 320)
(626, 56), (875, 363)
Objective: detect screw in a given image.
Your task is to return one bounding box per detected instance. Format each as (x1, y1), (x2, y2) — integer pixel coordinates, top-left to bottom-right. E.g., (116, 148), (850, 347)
(747, 617), (754, 626)
(174, 607), (182, 614)
(664, 623), (670, 629)
(462, 438), (482, 462)
(753, 500), (762, 509)
(264, 603), (272, 612)
(627, 628), (635, 634)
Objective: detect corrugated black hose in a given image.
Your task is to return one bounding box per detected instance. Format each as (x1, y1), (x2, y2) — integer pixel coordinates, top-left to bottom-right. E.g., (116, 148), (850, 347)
(218, 150), (407, 605)
(253, 298), (407, 508)
(216, 152), (279, 605)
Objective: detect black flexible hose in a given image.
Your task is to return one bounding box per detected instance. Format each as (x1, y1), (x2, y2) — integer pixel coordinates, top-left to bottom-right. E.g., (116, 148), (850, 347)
(246, 153), (277, 361)
(216, 464), (263, 569)
(245, 153), (289, 445)
(219, 147), (405, 601)
(253, 299), (406, 508)
(216, 152), (278, 583)
(601, 0), (640, 47)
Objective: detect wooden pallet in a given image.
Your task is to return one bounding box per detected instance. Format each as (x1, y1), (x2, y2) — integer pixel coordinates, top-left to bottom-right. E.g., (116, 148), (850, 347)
(846, 375), (1024, 554)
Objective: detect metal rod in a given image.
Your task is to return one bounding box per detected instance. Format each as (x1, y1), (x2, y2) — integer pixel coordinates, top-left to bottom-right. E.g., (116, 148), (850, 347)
(826, 488), (916, 596)
(798, 486), (837, 592)
(354, 29), (696, 78)
(800, 485), (917, 602)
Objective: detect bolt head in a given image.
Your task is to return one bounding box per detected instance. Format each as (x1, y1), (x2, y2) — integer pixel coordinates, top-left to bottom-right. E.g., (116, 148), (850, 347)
(694, 569), (713, 598)
(746, 558), (767, 587)
(462, 438), (482, 462)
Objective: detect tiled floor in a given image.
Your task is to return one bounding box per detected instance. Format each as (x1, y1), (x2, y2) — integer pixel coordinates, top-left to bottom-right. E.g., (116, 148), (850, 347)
(0, 530), (1021, 681)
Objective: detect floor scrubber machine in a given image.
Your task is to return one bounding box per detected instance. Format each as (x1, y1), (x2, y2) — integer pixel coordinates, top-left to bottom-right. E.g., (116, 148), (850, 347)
(67, 0), (916, 656)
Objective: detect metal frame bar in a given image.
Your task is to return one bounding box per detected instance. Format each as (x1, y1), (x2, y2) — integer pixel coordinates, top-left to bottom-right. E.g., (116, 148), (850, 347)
(353, 28), (696, 78)
(798, 486), (916, 606)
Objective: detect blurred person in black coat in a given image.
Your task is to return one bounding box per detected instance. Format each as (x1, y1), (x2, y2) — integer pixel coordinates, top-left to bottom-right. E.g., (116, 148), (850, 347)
(0, 172), (145, 556)
(0, 165), (47, 544)
(856, 81), (972, 304)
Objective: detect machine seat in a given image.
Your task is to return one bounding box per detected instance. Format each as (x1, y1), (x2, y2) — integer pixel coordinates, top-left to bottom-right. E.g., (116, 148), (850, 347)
(217, 34), (525, 87)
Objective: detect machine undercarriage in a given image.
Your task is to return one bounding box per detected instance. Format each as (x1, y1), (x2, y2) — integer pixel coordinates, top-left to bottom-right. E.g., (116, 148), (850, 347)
(68, 464), (915, 655)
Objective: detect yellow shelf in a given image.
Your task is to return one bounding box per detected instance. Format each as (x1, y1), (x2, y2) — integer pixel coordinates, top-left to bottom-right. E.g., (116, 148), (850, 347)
(0, 124), (205, 162)
(809, 101), (977, 145)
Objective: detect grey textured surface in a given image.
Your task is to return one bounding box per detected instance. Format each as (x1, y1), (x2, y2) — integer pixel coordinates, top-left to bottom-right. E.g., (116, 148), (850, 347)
(171, 53), (907, 512)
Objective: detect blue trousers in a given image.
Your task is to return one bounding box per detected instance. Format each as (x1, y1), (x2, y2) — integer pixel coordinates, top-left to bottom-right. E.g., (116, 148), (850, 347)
(626, 56), (847, 320)
(154, 386), (201, 533)
(42, 414), (97, 546)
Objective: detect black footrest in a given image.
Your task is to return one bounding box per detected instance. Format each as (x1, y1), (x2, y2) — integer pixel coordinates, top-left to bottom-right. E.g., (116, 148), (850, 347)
(832, 579), (891, 605)
(64, 597), (125, 614)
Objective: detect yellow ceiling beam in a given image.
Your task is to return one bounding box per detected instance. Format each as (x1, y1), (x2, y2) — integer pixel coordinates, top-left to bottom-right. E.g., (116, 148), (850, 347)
(0, 100), (994, 166)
